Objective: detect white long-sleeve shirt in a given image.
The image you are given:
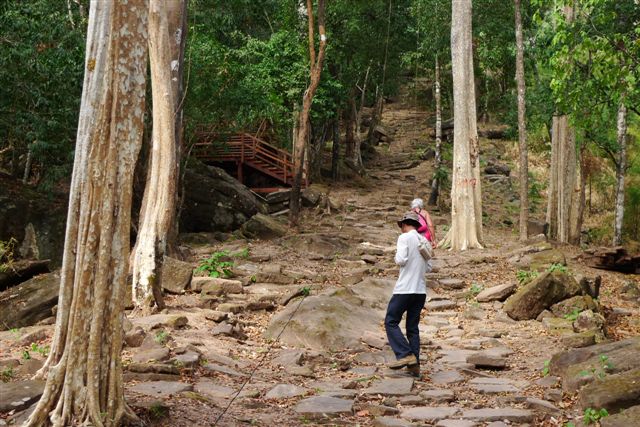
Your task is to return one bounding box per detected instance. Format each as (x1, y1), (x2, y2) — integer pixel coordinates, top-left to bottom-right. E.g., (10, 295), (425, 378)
(393, 229), (431, 294)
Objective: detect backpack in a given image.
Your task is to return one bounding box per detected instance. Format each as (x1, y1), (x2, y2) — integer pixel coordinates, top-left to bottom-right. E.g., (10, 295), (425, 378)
(417, 234), (434, 261)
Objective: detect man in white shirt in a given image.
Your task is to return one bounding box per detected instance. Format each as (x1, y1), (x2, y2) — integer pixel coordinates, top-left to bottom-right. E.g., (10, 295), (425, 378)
(385, 211), (432, 375)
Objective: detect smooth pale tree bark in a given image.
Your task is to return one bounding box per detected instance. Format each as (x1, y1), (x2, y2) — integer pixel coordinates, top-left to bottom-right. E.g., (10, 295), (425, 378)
(25, 2), (148, 426)
(440, 0), (483, 250)
(514, 0), (529, 241)
(614, 102), (627, 246)
(428, 55), (442, 206)
(131, 0), (181, 313)
(290, 0), (327, 225)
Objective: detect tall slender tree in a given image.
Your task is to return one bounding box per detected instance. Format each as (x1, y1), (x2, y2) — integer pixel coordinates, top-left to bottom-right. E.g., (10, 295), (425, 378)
(514, 0), (528, 240)
(440, 0), (483, 250)
(131, 0), (182, 313)
(26, 1), (148, 425)
(613, 101), (628, 246)
(428, 54), (442, 206)
(546, 4), (579, 244)
(290, 0), (327, 224)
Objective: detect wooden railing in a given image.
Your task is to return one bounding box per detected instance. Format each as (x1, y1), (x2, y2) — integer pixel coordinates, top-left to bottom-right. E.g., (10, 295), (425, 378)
(193, 132), (297, 186)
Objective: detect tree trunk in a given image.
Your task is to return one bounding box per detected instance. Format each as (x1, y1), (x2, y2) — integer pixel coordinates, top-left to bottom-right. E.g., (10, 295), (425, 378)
(546, 3), (578, 244)
(440, 0), (483, 251)
(614, 102), (627, 246)
(22, 148), (33, 185)
(168, 0), (188, 248)
(344, 103), (355, 160)
(546, 115), (577, 243)
(289, 0), (327, 225)
(309, 120), (328, 181)
(514, 0), (528, 241)
(331, 114), (340, 181)
(25, 2), (148, 426)
(428, 55), (442, 206)
(131, 0), (181, 313)
(573, 142), (587, 244)
(351, 65), (370, 172)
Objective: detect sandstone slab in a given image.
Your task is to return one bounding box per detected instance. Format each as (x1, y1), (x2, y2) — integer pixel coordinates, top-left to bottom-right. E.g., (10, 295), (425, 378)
(193, 379), (235, 399)
(265, 278), (391, 350)
(431, 370), (464, 385)
(461, 408), (534, 422)
(129, 381), (193, 398)
(420, 389), (455, 403)
(373, 416), (413, 427)
(476, 283), (516, 302)
(401, 407), (461, 422)
(294, 396), (353, 417)
(426, 300), (457, 311)
(0, 380), (45, 412)
(365, 378), (414, 396)
(265, 384), (308, 400)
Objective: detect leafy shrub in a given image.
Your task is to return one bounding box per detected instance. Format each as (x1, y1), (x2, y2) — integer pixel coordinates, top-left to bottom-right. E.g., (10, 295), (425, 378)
(0, 237), (17, 273)
(583, 407), (608, 424)
(516, 269), (539, 284)
(548, 263), (568, 273)
(195, 250), (235, 278)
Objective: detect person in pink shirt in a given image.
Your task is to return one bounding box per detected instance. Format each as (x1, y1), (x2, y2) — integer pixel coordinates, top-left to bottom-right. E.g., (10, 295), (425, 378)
(410, 198), (436, 247)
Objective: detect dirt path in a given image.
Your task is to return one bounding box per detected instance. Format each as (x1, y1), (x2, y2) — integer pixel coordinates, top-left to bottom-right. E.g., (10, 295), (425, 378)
(131, 101), (566, 427)
(2, 99), (638, 427)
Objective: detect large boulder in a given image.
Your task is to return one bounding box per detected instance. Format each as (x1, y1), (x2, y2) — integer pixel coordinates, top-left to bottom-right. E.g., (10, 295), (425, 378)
(179, 163), (264, 233)
(601, 405), (640, 427)
(579, 369), (640, 414)
(241, 214), (287, 240)
(0, 271), (59, 330)
(549, 337), (640, 392)
(0, 259), (50, 291)
(503, 271), (581, 320)
(265, 278), (391, 351)
(0, 175), (67, 267)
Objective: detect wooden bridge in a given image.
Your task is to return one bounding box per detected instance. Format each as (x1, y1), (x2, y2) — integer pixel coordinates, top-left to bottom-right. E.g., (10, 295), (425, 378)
(194, 129), (304, 192)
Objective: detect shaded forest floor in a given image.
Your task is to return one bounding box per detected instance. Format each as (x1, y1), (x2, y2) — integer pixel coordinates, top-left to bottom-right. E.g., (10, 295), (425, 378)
(1, 98), (638, 426)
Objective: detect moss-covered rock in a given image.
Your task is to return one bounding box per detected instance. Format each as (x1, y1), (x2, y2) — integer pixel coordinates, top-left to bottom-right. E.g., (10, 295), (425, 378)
(601, 405), (640, 427)
(579, 368), (640, 413)
(504, 271), (581, 320)
(529, 249), (567, 271)
(550, 295), (598, 317)
(241, 213), (287, 240)
(549, 337), (640, 392)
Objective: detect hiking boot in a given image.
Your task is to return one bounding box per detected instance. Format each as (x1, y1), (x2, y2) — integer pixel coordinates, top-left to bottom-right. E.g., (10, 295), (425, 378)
(406, 364), (421, 378)
(387, 354), (418, 370)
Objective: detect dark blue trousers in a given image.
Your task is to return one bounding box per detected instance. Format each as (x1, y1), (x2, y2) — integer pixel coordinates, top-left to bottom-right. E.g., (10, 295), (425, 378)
(384, 294), (426, 361)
